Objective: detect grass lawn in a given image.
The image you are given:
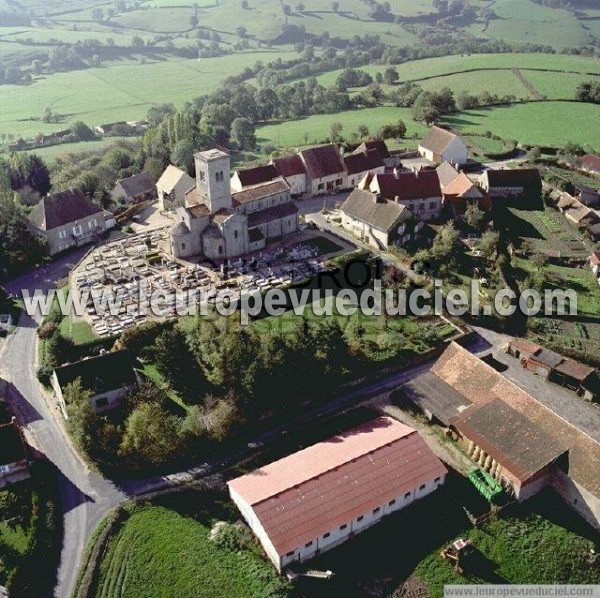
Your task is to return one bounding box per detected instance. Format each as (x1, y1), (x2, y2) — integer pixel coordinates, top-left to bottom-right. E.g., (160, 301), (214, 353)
(59, 317), (97, 345)
(140, 363), (190, 413)
(93, 489), (291, 598)
(442, 101), (600, 149)
(466, 135), (506, 156)
(257, 106), (427, 148)
(412, 491), (600, 597)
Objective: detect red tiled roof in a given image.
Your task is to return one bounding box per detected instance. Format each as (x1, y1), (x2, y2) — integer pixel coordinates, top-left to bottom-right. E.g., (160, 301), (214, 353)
(235, 165), (278, 187)
(272, 154), (307, 178)
(509, 338), (541, 355)
(300, 144), (346, 180)
(590, 251), (600, 266)
(442, 172), (478, 197)
(344, 149), (385, 175)
(228, 417), (446, 556)
(232, 178), (290, 206)
(582, 154), (600, 173)
(370, 171), (442, 201)
(28, 189), (102, 231)
(354, 140), (390, 160)
(432, 342), (600, 497)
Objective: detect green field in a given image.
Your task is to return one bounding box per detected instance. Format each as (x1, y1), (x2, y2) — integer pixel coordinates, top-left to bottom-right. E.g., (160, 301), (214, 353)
(464, 0), (595, 48)
(94, 493), (291, 598)
(0, 50), (296, 138)
(442, 101), (600, 149)
(257, 106), (428, 148)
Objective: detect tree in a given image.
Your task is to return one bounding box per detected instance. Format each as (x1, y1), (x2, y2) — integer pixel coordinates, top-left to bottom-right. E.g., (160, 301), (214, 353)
(170, 138), (195, 173)
(296, 2), (305, 11)
(92, 7), (104, 21)
(332, 1), (340, 11)
(430, 222), (461, 265)
(464, 202), (485, 232)
(72, 121), (96, 141)
(357, 124), (369, 139)
(230, 117), (256, 150)
(154, 327), (207, 400)
(131, 36), (145, 49)
(120, 402), (182, 467)
(147, 103), (176, 127)
(41, 106), (53, 123)
(477, 231), (499, 258)
(329, 121), (343, 143)
(383, 66), (399, 86)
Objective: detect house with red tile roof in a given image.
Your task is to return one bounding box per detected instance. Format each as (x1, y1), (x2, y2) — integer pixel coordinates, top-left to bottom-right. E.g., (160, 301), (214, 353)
(228, 416), (446, 571)
(231, 164), (278, 192)
(299, 144), (348, 195)
(343, 148), (385, 187)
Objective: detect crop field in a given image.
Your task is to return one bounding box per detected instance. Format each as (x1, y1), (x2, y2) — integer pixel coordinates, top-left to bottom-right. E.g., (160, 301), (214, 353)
(94, 494), (290, 598)
(256, 106), (428, 148)
(0, 50), (296, 139)
(442, 102), (600, 149)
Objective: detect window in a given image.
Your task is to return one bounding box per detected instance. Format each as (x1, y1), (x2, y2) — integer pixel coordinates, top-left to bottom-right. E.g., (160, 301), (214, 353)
(373, 507), (380, 515)
(323, 532), (330, 539)
(95, 397), (109, 409)
(234, 230), (238, 239)
(419, 203), (425, 210)
(430, 201), (436, 209)
(181, 243), (186, 250)
(218, 245), (223, 255)
(305, 541), (313, 548)
(357, 516), (364, 522)
(434, 476), (441, 483)
(199, 171), (206, 182)
(58, 230), (67, 239)
(389, 499), (396, 506)
(285, 551), (295, 557)
(318, 183), (324, 191)
(404, 492), (411, 499)
(340, 524), (348, 531)
(419, 484), (426, 491)
(72, 225), (82, 236)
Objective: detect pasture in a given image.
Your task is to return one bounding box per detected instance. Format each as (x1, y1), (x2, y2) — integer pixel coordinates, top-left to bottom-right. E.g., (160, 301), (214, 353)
(93, 493), (291, 598)
(442, 102), (600, 149)
(0, 50), (296, 139)
(256, 106), (428, 148)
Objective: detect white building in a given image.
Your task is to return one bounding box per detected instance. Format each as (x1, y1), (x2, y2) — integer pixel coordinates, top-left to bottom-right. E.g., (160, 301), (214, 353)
(156, 165), (195, 211)
(418, 126), (468, 166)
(51, 350), (138, 416)
(228, 417), (447, 572)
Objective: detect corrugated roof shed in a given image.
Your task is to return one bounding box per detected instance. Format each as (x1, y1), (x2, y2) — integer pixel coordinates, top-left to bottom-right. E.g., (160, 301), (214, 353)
(228, 417), (446, 556)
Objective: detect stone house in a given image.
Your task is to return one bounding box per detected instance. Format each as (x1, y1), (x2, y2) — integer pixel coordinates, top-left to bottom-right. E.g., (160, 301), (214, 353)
(418, 126), (468, 165)
(156, 165), (195, 211)
(111, 171), (157, 204)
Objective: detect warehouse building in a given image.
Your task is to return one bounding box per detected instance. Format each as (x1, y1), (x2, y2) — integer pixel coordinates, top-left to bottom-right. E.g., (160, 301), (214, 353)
(227, 417), (447, 571)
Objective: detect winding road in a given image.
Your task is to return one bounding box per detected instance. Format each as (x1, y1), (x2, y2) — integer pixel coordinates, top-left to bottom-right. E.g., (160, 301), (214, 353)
(0, 247), (492, 598)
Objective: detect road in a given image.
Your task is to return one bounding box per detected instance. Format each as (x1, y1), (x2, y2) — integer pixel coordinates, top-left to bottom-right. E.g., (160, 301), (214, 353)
(0, 247), (492, 598)
(0, 251), (127, 598)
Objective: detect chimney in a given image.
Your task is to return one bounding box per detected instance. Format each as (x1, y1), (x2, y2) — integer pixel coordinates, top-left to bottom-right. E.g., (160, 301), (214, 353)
(393, 167), (400, 179)
(395, 195), (401, 204)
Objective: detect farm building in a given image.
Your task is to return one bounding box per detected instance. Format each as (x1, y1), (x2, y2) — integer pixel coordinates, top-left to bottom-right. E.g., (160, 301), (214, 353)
(441, 172), (489, 217)
(506, 339), (599, 400)
(0, 418), (30, 489)
(343, 149), (385, 188)
(581, 154), (600, 175)
(418, 126), (468, 166)
(111, 171), (157, 204)
(479, 168), (542, 201)
(299, 144), (348, 195)
(339, 187), (420, 250)
(227, 417), (447, 572)
(573, 184), (600, 208)
(156, 165), (195, 211)
(271, 154), (309, 196)
(410, 342), (600, 530)
(357, 169), (443, 221)
(52, 350), (138, 416)
(27, 189), (107, 256)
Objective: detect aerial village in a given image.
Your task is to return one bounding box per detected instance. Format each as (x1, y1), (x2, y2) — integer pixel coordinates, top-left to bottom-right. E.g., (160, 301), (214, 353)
(1, 124), (600, 596)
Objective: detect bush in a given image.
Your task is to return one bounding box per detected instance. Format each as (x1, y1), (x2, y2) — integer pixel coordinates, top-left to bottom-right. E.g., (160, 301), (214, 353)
(38, 322), (58, 339)
(36, 364), (53, 385)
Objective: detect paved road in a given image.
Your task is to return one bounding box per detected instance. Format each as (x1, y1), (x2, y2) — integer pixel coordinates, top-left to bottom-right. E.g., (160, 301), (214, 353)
(0, 247), (493, 598)
(0, 251), (127, 598)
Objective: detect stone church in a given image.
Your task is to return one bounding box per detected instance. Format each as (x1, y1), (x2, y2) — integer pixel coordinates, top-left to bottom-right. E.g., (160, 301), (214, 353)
(170, 149), (299, 261)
